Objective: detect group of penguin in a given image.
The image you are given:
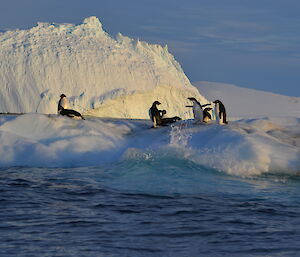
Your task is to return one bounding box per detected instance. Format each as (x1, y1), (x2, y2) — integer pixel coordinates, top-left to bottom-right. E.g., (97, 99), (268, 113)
(187, 97), (227, 124)
(57, 94), (228, 126)
(149, 97), (227, 128)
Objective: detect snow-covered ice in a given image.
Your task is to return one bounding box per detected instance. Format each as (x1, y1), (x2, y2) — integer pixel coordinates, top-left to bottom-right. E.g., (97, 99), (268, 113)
(182, 117), (300, 176)
(0, 113), (134, 167)
(0, 113), (299, 177)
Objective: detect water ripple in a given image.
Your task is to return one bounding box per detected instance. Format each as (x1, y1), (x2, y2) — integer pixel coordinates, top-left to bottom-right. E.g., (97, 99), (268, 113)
(0, 165), (300, 256)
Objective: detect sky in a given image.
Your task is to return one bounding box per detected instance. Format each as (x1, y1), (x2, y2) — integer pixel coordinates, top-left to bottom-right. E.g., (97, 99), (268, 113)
(1, 0), (300, 97)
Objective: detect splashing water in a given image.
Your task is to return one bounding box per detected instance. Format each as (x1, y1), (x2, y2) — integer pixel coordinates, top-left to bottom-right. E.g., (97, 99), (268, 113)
(170, 121), (191, 147)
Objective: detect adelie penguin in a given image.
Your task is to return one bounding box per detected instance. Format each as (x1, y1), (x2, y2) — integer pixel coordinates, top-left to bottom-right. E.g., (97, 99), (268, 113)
(186, 97), (211, 123)
(149, 101), (181, 128)
(58, 94), (69, 113)
(58, 94), (85, 120)
(60, 107), (85, 120)
(203, 107), (213, 123)
(213, 100), (228, 124)
(149, 101), (162, 127)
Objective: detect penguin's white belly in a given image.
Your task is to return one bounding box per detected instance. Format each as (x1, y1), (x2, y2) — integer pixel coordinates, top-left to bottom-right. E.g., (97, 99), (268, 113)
(203, 116), (210, 123)
(60, 98), (68, 109)
(219, 112), (224, 124)
(193, 106), (203, 122)
(215, 104), (220, 123)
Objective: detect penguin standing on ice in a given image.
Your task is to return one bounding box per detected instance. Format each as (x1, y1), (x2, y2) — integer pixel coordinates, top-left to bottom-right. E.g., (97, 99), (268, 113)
(149, 101), (163, 127)
(203, 107), (213, 123)
(213, 100), (228, 124)
(186, 97), (212, 123)
(186, 97), (203, 123)
(58, 94), (69, 114)
(58, 94), (85, 120)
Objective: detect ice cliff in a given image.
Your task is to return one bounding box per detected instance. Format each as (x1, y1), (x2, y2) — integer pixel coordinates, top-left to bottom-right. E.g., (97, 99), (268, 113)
(0, 17), (205, 118)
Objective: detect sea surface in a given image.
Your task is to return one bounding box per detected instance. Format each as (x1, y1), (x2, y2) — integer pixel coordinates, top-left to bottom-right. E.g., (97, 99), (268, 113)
(1, 156), (300, 257)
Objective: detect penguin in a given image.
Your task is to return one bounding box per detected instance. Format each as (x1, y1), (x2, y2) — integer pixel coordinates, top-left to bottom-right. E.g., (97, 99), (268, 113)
(213, 100), (228, 124)
(149, 101), (163, 127)
(161, 109), (167, 118)
(58, 94), (69, 114)
(186, 97), (204, 123)
(160, 110), (181, 124)
(203, 107), (213, 123)
(59, 107), (85, 120)
(149, 101), (181, 127)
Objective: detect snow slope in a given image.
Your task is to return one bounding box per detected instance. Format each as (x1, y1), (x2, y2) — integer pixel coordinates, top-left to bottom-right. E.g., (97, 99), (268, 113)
(0, 17), (204, 118)
(194, 81), (300, 118)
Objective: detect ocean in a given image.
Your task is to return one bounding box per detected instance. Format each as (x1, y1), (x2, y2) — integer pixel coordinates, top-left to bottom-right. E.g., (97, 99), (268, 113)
(1, 157), (300, 257)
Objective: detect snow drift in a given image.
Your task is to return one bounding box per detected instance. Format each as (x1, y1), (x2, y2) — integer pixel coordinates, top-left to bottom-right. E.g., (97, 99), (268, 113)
(0, 17), (204, 118)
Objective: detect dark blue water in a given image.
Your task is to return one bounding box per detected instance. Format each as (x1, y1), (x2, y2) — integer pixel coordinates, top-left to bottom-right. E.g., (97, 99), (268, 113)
(1, 158), (300, 257)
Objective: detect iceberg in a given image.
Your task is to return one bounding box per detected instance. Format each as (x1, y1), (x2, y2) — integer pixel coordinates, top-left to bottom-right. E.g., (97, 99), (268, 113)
(0, 17), (205, 119)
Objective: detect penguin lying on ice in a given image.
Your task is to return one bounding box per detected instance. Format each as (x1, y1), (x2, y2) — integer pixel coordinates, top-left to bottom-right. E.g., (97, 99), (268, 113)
(59, 107), (85, 120)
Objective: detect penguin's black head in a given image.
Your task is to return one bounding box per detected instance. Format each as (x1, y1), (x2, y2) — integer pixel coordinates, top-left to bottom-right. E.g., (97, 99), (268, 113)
(60, 94), (66, 98)
(213, 100), (220, 104)
(188, 97), (196, 102)
(204, 107), (212, 112)
(153, 101), (161, 106)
